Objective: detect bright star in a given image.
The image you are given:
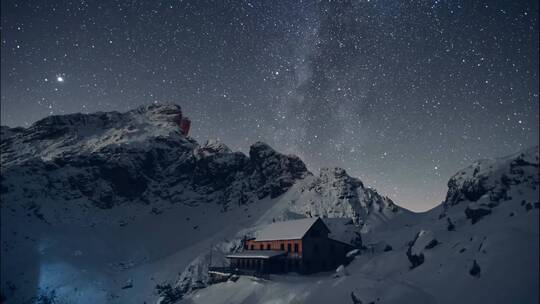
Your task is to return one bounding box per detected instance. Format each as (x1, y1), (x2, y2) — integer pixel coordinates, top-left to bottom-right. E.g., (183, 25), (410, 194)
(56, 76), (64, 82)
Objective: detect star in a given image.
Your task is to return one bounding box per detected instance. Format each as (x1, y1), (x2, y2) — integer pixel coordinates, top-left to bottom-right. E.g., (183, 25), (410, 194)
(0, 0), (537, 212)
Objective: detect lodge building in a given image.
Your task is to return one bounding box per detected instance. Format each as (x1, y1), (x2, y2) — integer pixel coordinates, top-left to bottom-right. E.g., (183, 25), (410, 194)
(225, 217), (355, 274)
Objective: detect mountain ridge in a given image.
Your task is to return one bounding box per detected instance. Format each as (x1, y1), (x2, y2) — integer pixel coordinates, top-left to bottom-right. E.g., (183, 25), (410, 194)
(1, 104), (537, 304)
(0, 104), (401, 303)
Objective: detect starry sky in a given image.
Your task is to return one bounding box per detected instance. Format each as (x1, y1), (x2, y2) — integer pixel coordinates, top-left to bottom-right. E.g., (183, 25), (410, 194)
(1, 0), (538, 211)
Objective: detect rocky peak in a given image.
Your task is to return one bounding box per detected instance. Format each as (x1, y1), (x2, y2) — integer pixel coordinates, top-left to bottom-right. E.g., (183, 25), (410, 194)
(249, 141), (278, 161)
(133, 103), (182, 116)
(318, 167), (364, 189)
(0, 106), (315, 216)
(248, 141), (309, 180)
(443, 145), (539, 209)
(130, 103), (183, 126)
(292, 167), (400, 225)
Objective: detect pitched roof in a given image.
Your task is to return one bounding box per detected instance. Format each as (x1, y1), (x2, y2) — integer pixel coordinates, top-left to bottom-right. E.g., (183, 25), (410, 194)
(226, 250), (287, 259)
(254, 217), (327, 241)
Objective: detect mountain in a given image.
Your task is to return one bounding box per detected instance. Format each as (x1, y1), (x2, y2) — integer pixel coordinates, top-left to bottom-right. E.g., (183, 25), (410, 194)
(0, 104), (400, 303)
(178, 146), (539, 304)
(2, 104), (536, 304)
(0, 104), (310, 214)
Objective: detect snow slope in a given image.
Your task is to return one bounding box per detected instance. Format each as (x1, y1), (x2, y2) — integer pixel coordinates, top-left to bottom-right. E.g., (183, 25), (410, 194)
(0, 104), (399, 303)
(179, 146), (539, 304)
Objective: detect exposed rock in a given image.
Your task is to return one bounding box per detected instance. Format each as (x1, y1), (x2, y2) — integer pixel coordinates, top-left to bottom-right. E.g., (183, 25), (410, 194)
(0, 104), (310, 219)
(469, 260), (481, 277)
(350, 291), (363, 304)
(335, 264), (348, 277)
(155, 283), (183, 304)
(443, 146), (539, 210)
(346, 249), (360, 258)
(424, 239), (440, 249)
(446, 217), (455, 231)
(292, 167), (400, 225)
(406, 230), (437, 269)
(121, 278), (133, 289)
(465, 204), (492, 224)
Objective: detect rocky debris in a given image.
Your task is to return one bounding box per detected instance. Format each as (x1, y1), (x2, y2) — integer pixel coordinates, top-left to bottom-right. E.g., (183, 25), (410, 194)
(335, 264), (349, 277)
(155, 283), (183, 304)
(469, 260), (481, 277)
(367, 241), (393, 254)
(407, 249), (424, 269)
(465, 204), (492, 224)
(121, 278), (133, 289)
(424, 239), (440, 249)
(36, 289), (58, 304)
(407, 230), (438, 269)
(350, 291), (363, 304)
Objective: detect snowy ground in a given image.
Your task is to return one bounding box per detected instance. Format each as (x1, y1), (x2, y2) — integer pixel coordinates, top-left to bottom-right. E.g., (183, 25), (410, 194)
(181, 201), (539, 304)
(1, 195), (280, 303)
(179, 147), (540, 304)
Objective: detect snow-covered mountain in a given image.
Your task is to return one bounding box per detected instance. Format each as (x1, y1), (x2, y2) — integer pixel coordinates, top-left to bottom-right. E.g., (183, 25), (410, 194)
(0, 104), (312, 216)
(0, 104), (400, 303)
(179, 146), (539, 304)
(1, 104), (537, 304)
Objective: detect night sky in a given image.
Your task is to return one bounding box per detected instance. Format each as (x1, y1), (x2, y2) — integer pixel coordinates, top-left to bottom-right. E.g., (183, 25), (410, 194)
(1, 0), (538, 211)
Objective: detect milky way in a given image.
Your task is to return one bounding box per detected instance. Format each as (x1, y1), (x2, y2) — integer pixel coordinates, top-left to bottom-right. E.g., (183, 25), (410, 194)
(1, 0), (538, 210)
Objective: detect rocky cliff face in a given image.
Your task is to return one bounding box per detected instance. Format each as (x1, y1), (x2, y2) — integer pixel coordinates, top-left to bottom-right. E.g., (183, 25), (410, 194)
(289, 167), (399, 226)
(0, 104), (397, 226)
(0, 104), (312, 223)
(441, 146), (539, 222)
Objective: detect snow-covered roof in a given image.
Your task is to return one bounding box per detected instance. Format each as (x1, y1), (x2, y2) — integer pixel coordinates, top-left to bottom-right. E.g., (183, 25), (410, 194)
(226, 250), (287, 259)
(255, 217), (325, 241)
